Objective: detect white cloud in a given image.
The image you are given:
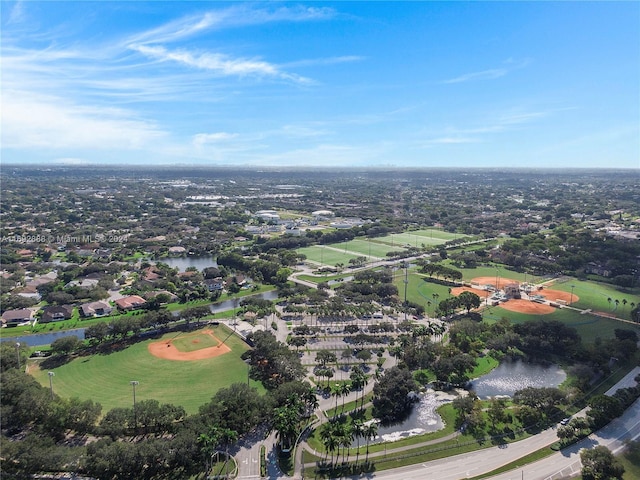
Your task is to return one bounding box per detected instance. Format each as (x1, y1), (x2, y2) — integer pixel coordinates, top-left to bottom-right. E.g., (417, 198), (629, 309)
(444, 67), (508, 84)
(444, 59), (531, 84)
(127, 5), (336, 46)
(129, 44), (312, 84)
(6, 0), (26, 24)
(2, 90), (166, 150)
(193, 132), (238, 146)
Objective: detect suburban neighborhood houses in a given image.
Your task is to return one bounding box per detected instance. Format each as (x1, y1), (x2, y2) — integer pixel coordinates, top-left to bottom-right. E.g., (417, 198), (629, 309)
(1, 167), (639, 480)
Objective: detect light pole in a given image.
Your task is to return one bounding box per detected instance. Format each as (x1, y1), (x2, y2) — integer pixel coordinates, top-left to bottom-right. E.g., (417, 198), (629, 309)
(495, 268), (500, 291)
(15, 342), (21, 370)
(570, 285), (575, 305)
(48, 371), (55, 399)
(130, 380), (139, 430)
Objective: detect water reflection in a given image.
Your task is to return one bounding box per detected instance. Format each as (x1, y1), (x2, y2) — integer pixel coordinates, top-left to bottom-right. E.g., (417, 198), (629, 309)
(362, 360), (566, 445)
(375, 392), (446, 443)
(470, 360), (566, 399)
(158, 256), (217, 272)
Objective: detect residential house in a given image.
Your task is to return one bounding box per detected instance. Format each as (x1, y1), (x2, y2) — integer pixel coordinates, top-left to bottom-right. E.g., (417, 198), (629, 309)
(144, 290), (179, 303)
(80, 301), (113, 318)
(115, 295), (147, 311)
(2, 309), (35, 327)
(204, 277), (225, 291)
(65, 278), (100, 289)
(40, 305), (74, 323)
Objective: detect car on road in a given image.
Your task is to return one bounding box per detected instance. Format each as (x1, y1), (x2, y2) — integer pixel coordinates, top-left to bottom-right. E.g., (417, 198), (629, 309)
(560, 417), (570, 425)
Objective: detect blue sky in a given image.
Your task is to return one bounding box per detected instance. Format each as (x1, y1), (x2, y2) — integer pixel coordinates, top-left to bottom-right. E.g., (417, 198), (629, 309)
(2, 1), (639, 168)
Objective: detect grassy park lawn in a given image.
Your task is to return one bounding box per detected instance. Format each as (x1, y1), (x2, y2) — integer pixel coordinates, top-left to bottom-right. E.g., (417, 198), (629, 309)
(297, 245), (362, 267)
(29, 325), (262, 414)
(379, 229), (466, 247)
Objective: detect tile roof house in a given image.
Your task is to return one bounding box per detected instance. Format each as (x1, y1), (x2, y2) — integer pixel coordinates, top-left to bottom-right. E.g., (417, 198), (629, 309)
(1, 309), (35, 327)
(115, 295), (147, 311)
(40, 305), (74, 323)
(80, 301), (113, 318)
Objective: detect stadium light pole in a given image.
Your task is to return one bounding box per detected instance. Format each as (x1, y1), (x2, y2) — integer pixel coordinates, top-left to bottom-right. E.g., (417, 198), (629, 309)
(130, 380), (139, 431)
(48, 371), (55, 400)
(15, 342), (21, 370)
(570, 285), (575, 305)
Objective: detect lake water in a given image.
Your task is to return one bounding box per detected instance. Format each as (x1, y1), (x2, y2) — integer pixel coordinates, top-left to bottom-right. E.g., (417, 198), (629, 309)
(469, 360), (566, 399)
(158, 255), (218, 272)
(366, 359), (566, 444)
(1, 328), (85, 347)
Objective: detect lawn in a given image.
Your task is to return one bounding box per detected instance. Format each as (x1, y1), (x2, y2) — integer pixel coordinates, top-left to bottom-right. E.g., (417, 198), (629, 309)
(297, 245), (362, 267)
(379, 229), (466, 247)
(483, 304), (640, 344)
(29, 325), (262, 415)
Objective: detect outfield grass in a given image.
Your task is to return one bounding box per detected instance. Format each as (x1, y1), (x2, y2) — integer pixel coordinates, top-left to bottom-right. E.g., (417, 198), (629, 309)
(29, 325), (263, 415)
(483, 304), (640, 343)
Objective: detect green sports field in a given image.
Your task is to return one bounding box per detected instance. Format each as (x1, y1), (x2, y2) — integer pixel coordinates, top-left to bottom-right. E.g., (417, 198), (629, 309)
(30, 325), (263, 415)
(399, 264), (639, 343)
(297, 245), (364, 266)
(378, 229), (467, 247)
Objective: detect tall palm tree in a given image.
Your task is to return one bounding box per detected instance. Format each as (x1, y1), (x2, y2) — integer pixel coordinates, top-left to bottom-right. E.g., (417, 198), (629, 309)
(363, 422), (378, 464)
(339, 382), (351, 413)
(320, 423), (340, 464)
(352, 419), (365, 465)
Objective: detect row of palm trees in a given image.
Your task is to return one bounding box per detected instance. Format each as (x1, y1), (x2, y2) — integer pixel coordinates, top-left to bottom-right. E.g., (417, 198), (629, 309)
(319, 417), (379, 466)
(606, 297), (635, 314)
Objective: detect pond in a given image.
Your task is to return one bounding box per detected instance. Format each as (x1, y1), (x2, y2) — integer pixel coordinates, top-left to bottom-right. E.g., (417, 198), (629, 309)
(364, 390), (453, 445)
(158, 255), (218, 272)
(366, 359), (566, 444)
(1, 328), (85, 347)
(469, 359), (566, 399)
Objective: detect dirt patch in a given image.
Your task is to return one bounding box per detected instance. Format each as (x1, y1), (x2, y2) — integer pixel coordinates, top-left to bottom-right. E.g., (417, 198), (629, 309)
(536, 288), (579, 304)
(499, 299), (555, 315)
(470, 276), (519, 289)
(451, 286), (489, 298)
(148, 329), (231, 361)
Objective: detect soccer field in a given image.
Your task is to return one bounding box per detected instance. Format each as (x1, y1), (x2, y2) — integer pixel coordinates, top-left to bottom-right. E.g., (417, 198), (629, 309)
(30, 325), (262, 415)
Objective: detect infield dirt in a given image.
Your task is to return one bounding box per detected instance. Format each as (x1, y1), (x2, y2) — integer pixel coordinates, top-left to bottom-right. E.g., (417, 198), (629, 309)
(148, 328), (231, 361)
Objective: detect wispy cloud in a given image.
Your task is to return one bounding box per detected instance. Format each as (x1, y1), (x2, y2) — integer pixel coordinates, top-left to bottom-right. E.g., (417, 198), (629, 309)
(444, 59), (531, 84)
(284, 55), (365, 68)
(193, 132), (238, 146)
(420, 106), (554, 146)
(126, 5), (337, 46)
(130, 44), (312, 83)
(6, 0), (26, 25)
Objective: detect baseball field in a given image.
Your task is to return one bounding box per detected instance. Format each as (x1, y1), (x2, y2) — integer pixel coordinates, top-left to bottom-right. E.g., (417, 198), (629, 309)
(30, 324), (263, 414)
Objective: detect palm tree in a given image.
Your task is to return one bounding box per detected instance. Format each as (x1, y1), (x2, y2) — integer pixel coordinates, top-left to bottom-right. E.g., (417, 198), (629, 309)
(220, 428), (238, 475)
(352, 419), (365, 465)
(338, 422), (354, 463)
(608, 297), (612, 310)
(363, 422), (378, 464)
(622, 298), (628, 313)
(339, 382), (351, 413)
(303, 386), (319, 417)
(320, 424), (339, 464)
(614, 299), (620, 311)
(332, 384), (341, 417)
